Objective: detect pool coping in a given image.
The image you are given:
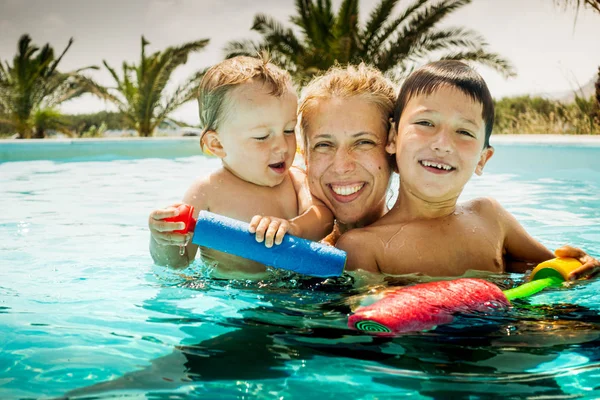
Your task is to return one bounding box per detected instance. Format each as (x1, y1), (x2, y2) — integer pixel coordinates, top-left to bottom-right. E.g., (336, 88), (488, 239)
(490, 134), (600, 145)
(0, 136), (204, 162)
(1, 135), (599, 162)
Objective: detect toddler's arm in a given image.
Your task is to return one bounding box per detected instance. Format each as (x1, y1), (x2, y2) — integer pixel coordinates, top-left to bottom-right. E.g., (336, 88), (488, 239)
(248, 167), (334, 247)
(248, 203), (334, 247)
(149, 180), (207, 268)
(149, 203), (195, 268)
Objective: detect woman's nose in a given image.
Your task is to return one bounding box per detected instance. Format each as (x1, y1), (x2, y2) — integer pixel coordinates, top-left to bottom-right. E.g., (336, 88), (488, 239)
(332, 147), (355, 174)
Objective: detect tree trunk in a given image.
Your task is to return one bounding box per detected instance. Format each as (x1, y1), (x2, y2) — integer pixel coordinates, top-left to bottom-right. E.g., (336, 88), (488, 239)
(595, 66), (600, 121)
(595, 66), (600, 107)
(32, 127), (45, 139)
(16, 121), (32, 139)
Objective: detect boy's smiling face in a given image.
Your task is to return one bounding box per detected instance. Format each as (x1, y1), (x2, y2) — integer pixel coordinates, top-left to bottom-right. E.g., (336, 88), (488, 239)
(209, 80), (298, 187)
(391, 84), (494, 202)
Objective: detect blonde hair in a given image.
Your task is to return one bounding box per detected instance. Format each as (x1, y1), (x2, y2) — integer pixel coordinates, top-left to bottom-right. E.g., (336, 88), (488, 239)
(198, 54), (293, 150)
(298, 63), (397, 151)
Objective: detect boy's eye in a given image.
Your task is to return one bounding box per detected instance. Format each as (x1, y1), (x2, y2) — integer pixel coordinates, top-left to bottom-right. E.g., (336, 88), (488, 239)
(458, 130), (475, 138)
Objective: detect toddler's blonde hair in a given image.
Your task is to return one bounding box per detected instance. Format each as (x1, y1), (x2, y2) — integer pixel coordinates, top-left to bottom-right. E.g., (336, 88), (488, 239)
(198, 54), (293, 150)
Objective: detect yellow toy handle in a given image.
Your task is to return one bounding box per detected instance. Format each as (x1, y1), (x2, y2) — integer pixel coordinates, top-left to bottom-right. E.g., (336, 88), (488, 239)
(503, 257), (583, 301)
(530, 257), (582, 281)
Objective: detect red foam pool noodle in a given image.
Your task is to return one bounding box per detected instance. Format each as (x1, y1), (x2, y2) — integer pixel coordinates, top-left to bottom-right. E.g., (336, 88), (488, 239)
(348, 278), (510, 334)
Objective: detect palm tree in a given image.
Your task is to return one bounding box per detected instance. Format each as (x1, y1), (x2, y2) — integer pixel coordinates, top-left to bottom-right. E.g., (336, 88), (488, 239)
(102, 36), (209, 137)
(0, 34), (102, 138)
(225, 0), (515, 84)
(554, 0), (600, 13)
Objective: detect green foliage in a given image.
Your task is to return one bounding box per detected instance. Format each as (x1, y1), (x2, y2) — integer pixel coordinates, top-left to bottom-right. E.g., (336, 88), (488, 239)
(31, 108), (72, 138)
(81, 122), (107, 138)
(102, 36), (209, 137)
(0, 34), (104, 138)
(494, 95), (600, 135)
(65, 111), (127, 135)
(225, 0), (515, 84)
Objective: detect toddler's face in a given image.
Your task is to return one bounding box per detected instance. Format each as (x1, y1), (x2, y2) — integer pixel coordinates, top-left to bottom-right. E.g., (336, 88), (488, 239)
(393, 85), (493, 202)
(216, 80), (298, 187)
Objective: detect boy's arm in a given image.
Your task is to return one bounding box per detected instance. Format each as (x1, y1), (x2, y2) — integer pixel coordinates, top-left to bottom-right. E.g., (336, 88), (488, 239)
(491, 198), (554, 273)
(553, 245), (600, 280)
(336, 230), (380, 273)
(497, 198), (600, 278)
(149, 179), (207, 269)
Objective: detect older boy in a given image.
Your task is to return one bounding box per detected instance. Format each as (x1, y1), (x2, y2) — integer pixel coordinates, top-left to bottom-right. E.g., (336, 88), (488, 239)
(337, 60), (598, 278)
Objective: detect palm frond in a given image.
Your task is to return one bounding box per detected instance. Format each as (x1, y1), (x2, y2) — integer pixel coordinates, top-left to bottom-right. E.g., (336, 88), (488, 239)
(362, 0), (400, 52)
(438, 50), (516, 78)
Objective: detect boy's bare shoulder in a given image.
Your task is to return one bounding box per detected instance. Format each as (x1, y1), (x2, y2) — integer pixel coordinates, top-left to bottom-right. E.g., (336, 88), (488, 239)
(336, 227), (383, 252)
(464, 196), (503, 213)
(337, 227), (383, 272)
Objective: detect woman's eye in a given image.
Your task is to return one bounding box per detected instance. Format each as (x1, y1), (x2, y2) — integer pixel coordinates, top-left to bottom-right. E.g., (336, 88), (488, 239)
(253, 134), (269, 141)
(313, 142), (332, 149)
(283, 130), (295, 135)
(415, 120), (433, 127)
(356, 140), (375, 147)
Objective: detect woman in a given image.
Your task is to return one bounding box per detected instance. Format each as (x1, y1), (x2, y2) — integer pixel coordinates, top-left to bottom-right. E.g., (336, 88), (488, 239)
(298, 63), (397, 244)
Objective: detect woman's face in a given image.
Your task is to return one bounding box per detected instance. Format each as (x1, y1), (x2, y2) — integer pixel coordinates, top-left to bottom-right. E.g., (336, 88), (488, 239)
(304, 96), (393, 227)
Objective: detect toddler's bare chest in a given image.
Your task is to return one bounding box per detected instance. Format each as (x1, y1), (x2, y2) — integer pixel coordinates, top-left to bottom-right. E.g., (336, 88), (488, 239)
(210, 185), (298, 222)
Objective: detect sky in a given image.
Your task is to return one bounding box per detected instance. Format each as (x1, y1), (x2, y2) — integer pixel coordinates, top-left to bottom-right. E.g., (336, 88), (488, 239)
(0, 0), (599, 125)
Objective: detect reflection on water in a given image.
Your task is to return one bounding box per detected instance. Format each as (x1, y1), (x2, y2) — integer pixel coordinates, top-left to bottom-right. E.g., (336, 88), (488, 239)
(1, 147), (600, 398)
(64, 269), (600, 399)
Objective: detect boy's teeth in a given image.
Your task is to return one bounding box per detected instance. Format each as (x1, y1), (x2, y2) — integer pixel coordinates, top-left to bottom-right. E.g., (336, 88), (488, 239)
(421, 160), (453, 171)
(331, 183), (364, 196)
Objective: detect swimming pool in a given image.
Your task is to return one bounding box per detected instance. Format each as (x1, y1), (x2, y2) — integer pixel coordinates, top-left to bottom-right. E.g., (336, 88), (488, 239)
(1, 138), (600, 399)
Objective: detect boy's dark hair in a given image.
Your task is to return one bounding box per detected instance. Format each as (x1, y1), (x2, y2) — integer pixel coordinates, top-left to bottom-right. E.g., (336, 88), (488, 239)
(394, 60), (494, 148)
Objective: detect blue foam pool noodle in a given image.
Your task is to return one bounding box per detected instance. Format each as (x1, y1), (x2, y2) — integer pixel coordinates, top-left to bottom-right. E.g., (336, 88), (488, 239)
(191, 210), (346, 278)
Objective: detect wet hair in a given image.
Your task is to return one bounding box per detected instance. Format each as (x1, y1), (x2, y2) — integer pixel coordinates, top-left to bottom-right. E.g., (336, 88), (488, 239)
(197, 54), (293, 150)
(394, 60), (494, 148)
(298, 63), (397, 156)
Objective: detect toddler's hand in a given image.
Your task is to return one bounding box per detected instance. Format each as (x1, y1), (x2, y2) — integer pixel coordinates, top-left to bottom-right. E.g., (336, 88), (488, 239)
(554, 245), (600, 280)
(249, 215), (297, 248)
(148, 203), (192, 247)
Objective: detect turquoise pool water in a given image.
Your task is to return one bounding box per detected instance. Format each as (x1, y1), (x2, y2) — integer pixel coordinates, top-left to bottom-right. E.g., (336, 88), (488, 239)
(1, 140), (600, 399)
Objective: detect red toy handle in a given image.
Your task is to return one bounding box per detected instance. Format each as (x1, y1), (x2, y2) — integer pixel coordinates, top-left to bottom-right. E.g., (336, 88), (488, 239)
(163, 204), (197, 234)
